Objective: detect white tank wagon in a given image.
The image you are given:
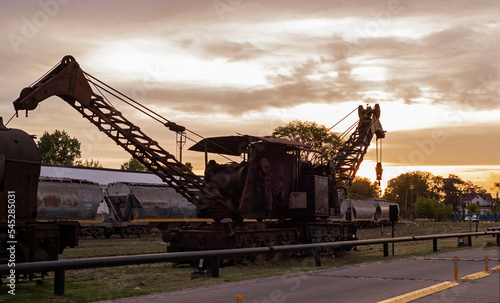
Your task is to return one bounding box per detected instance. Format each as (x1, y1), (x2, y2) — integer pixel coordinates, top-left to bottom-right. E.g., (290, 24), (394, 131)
(340, 198), (399, 228)
(104, 182), (198, 232)
(371, 199), (399, 223)
(37, 177), (103, 221)
(340, 199), (380, 224)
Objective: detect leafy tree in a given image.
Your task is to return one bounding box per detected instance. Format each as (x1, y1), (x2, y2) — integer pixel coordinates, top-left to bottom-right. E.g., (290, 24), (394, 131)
(348, 176), (380, 199)
(75, 159), (103, 168)
(271, 120), (342, 163)
(466, 203), (479, 216)
(120, 157), (148, 172)
(37, 130), (81, 165)
(435, 203), (453, 222)
(442, 175), (464, 212)
(491, 203), (499, 222)
(184, 162), (193, 170)
(460, 180), (486, 195)
(413, 197), (437, 219)
(414, 196), (452, 221)
(383, 171), (443, 218)
(466, 203), (480, 231)
(492, 182), (500, 222)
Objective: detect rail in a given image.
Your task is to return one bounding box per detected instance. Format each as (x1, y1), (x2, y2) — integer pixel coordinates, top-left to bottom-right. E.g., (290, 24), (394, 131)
(1, 230), (499, 296)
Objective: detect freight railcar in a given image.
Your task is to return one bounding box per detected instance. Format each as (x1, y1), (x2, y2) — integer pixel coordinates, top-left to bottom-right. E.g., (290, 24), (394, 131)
(372, 199), (399, 224)
(340, 198), (398, 228)
(103, 182), (199, 236)
(37, 177), (110, 238)
(37, 177), (103, 221)
(35, 178), (202, 238)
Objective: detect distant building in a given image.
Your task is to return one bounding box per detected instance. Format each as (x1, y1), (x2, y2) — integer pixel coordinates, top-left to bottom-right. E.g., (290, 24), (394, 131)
(461, 192), (493, 215)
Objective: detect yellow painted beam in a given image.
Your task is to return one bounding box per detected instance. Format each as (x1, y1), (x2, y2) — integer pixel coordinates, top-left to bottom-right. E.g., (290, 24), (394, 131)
(377, 281), (459, 303)
(460, 271), (491, 280)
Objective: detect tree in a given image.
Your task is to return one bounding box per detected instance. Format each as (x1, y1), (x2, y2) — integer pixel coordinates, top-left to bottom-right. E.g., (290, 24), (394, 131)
(460, 180), (486, 195)
(414, 196), (452, 221)
(75, 159), (103, 168)
(443, 175), (464, 212)
(491, 203), (499, 223)
(271, 120), (342, 163)
(466, 203), (480, 231)
(491, 182), (500, 222)
(348, 176), (380, 199)
(120, 157), (148, 172)
(383, 171), (443, 218)
(37, 130), (81, 165)
(413, 197), (437, 220)
(184, 162), (193, 171)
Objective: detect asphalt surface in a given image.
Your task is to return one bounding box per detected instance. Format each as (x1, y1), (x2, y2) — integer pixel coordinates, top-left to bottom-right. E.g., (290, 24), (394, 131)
(95, 247), (500, 303)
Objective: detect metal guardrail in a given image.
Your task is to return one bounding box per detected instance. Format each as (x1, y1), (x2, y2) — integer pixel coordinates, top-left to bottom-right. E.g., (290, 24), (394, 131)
(1, 230), (499, 296)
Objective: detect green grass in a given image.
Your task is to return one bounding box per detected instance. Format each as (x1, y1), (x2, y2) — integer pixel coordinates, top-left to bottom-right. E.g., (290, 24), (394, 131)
(61, 234), (167, 259)
(1, 221), (499, 303)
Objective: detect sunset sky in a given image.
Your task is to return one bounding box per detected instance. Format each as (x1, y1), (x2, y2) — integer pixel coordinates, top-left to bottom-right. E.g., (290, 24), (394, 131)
(1, 0), (500, 193)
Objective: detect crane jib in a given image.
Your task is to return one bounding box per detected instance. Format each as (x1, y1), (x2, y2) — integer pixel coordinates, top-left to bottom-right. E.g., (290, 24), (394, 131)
(12, 56), (237, 220)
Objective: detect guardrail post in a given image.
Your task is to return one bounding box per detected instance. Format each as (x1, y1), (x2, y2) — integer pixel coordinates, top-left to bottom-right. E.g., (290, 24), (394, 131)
(467, 235), (472, 247)
(54, 267), (65, 296)
(453, 256), (458, 282)
(314, 247), (321, 267)
(433, 238), (438, 252)
(383, 243), (388, 257)
(211, 255), (220, 278)
(485, 255), (489, 273)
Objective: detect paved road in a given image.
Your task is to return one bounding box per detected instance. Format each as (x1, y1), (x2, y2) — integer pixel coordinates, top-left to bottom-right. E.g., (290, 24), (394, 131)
(96, 247), (500, 303)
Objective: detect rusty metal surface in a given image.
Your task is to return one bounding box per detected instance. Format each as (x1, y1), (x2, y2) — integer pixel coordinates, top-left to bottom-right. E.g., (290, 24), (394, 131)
(0, 117), (40, 223)
(289, 192), (307, 209)
(189, 135), (309, 156)
(105, 182), (196, 222)
(37, 177), (103, 221)
(13, 55), (93, 112)
(313, 176), (329, 215)
(166, 220), (356, 253)
(166, 222), (300, 253)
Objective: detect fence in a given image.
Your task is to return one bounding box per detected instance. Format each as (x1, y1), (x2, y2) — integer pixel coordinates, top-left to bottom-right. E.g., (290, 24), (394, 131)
(453, 214), (499, 221)
(1, 230), (499, 296)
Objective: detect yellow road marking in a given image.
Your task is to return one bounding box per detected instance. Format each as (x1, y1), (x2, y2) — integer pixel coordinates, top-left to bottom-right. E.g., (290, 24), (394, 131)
(492, 265), (500, 271)
(377, 281), (459, 303)
(460, 271), (491, 280)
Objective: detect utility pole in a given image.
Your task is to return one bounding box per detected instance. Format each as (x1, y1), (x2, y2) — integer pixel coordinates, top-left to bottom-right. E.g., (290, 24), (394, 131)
(176, 131), (186, 163)
(409, 183), (414, 218)
(405, 189), (408, 219)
